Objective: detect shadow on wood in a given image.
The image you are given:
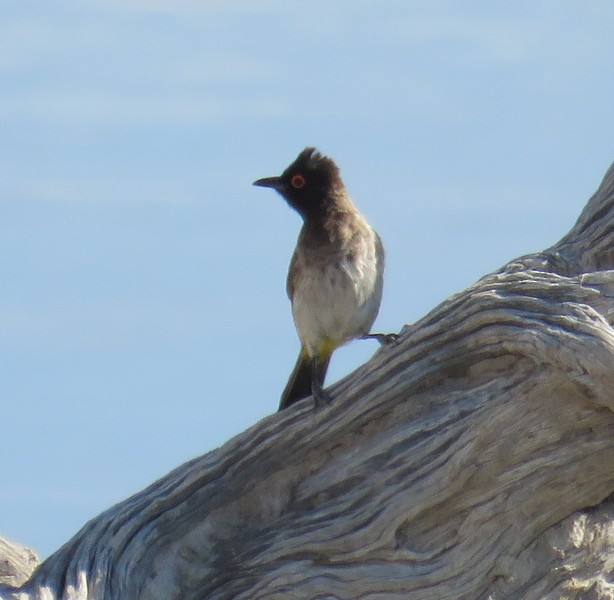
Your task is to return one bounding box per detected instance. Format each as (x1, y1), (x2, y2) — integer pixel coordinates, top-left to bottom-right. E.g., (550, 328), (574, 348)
(2, 163), (614, 600)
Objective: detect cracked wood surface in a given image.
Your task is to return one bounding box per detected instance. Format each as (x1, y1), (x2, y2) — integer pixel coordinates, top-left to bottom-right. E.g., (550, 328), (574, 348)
(2, 163), (614, 599)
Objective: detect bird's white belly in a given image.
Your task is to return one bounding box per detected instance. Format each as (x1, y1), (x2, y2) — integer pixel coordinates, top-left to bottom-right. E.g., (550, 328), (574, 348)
(291, 254), (381, 355)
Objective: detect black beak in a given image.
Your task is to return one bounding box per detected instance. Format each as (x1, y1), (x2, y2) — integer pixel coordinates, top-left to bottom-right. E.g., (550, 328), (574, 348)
(253, 176), (283, 190)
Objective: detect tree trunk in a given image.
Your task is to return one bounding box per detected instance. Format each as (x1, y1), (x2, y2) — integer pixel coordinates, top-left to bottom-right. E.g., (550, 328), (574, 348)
(2, 163), (614, 600)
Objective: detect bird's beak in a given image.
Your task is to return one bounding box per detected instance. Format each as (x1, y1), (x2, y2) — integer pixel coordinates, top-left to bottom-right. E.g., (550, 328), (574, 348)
(253, 176), (283, 190)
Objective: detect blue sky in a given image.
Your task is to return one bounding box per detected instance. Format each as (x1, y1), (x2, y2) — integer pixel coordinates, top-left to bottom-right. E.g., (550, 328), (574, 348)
(1, 1), (613, 558)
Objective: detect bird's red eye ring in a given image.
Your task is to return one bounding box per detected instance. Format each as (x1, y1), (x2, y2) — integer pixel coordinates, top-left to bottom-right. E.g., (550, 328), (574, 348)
(291, 174), (306, 189)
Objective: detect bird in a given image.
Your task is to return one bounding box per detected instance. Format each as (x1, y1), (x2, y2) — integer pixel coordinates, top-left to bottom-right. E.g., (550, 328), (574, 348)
(253, 147), (396, 411)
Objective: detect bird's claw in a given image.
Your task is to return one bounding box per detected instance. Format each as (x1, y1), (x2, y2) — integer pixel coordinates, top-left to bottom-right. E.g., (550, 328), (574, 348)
(362, 332), (399, 345)
(378, 333), (399, 344)
(313, 386), (332, 409)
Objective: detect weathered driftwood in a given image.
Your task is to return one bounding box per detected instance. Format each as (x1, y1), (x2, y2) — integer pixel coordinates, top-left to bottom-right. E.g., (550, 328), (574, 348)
(2, 163), (614, 600)
(0, 537), (39, 589)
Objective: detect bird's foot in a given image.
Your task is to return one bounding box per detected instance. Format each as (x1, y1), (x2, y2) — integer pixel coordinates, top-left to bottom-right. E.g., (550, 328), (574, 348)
(312, 384), (332, 409)
(362, 332), (399, 345)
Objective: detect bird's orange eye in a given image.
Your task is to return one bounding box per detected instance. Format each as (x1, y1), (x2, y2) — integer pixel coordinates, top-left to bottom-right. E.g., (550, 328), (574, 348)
(291, 174), (306, 189)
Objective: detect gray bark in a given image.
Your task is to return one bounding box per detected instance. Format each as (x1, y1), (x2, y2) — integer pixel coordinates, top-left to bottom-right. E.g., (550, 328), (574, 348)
(2, 163), (614, 600)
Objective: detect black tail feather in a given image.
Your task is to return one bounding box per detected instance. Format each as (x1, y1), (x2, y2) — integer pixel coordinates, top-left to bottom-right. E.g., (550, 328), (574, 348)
(279, 349), (330, 411)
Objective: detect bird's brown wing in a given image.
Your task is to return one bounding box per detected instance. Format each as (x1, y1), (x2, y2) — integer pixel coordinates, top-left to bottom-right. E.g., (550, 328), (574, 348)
(286, 247), (300, 301)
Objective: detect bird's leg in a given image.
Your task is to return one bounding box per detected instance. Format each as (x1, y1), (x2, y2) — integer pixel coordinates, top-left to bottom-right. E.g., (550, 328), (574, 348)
(361, 332), (399, 345)
(311, 355), (332, 408)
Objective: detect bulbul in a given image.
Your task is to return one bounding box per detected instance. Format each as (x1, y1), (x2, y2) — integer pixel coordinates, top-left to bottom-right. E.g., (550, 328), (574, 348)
(254, 147), (395, 411)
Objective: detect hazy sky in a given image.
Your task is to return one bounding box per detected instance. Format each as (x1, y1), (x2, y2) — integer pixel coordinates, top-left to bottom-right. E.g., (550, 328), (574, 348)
(2, 1), (613, 558)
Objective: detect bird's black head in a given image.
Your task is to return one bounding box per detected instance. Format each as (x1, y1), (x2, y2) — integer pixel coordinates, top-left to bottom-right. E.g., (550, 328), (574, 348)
(253, 147), (344, 219)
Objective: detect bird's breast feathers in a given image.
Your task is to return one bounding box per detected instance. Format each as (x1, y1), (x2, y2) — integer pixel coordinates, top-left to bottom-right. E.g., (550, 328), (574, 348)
(289, 219), (384, 355)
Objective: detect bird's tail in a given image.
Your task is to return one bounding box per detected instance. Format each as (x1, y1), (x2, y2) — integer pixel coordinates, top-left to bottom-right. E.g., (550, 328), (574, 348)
(279, 348), (330, 411)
